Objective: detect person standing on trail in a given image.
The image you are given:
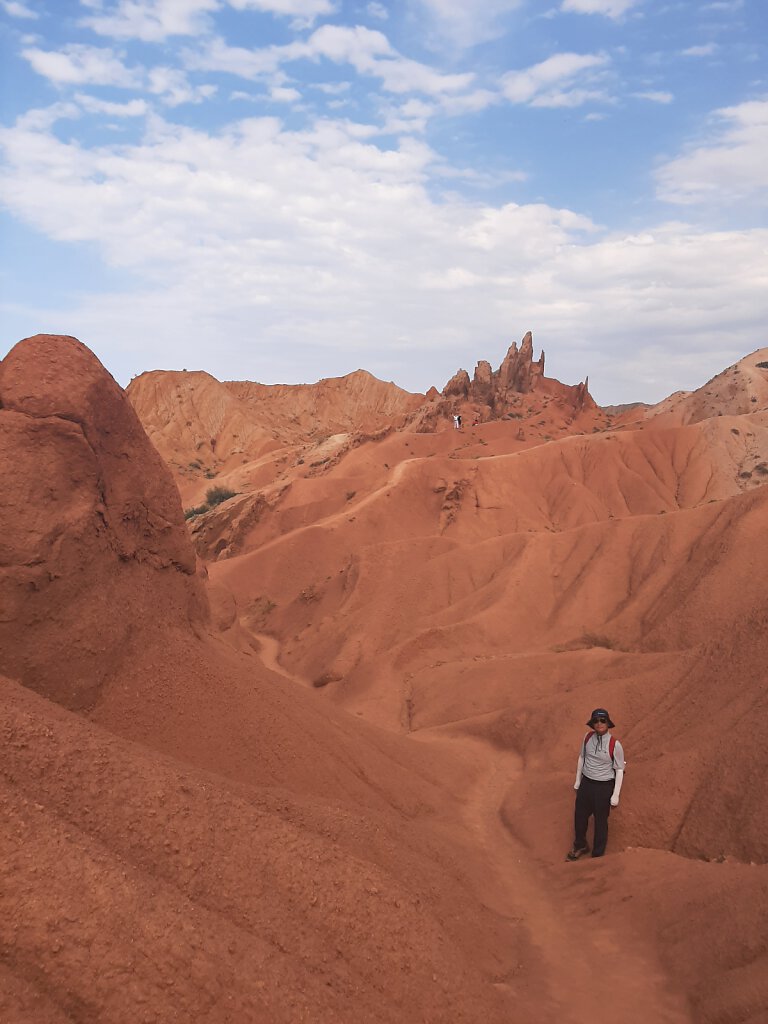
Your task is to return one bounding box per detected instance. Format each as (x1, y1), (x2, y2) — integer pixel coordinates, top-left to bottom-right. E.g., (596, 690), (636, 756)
(567, 708), (625, 860)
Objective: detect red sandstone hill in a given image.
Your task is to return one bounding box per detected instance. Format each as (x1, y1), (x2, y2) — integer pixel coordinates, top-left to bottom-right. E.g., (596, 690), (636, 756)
(127, 367), (423, 506)
(126, 331), (604, 512)
(629, 347), (768, 428)
(4, 332), (768, 1024)
(0, 335), (527, 1024)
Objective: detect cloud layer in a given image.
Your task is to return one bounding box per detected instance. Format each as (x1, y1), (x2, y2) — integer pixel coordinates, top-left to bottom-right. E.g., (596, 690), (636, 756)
(1, 0), (766, 403)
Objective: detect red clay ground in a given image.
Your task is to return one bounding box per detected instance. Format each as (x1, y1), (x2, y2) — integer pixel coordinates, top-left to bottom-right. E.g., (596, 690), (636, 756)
(3, 335), (768, 1023)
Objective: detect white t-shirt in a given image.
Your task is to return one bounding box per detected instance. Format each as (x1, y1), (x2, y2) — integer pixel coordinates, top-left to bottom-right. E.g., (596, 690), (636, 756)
(581, 731), (625, 782)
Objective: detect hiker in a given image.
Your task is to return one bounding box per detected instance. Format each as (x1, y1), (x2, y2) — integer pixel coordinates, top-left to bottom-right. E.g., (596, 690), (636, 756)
(453, 414), (460, 430)
(567, 708), (624, 860)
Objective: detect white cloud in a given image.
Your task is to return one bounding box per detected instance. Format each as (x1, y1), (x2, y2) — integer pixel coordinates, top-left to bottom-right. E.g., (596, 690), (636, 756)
(633, 90), (673, 103)
(81, 0), (336, 41)
(366, 1), (387, 19)
(501, 52), (609, 107)
(270, 84), (302, 102)
(416, 0), (523, 48)
(147, 66), (217, 105)
(681, 44), (717, 57)
(188, 25), (476, 96)
(2, 1), (39, 18)
(82, 0), (220, 42)
(560, 0), (640, 17)
(380, 98), (436, 134)
(656, 98), (768, 205)
(2, 103), (766, 404)
(228, 0), (336, 16)
(313, 81), (351, 95)
(76, 93), (149, 116)
(22, 43), (143, 88)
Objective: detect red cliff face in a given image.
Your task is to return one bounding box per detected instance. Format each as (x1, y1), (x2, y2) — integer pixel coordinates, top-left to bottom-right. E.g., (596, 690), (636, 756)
(0, 335), (208, 709)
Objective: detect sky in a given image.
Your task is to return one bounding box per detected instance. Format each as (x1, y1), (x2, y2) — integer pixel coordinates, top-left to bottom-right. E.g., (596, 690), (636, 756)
(0, 0), (766, 404)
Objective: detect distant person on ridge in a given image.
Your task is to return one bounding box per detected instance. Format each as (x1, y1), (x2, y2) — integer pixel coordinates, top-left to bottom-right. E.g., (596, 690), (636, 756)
(566, 708), (625, 860)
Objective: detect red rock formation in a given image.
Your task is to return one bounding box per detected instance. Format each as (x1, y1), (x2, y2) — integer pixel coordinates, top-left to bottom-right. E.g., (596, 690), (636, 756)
(438, 331), (593, 419)
(441, 368), (471, 399)
(0, 334), (208, 709)
(496, 331), (545, 394)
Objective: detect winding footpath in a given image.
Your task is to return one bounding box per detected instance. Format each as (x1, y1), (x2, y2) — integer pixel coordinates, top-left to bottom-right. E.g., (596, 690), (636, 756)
(249, 627), (692, 1024)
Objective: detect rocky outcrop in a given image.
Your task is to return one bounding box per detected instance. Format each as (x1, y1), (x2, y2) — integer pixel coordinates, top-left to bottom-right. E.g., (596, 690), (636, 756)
(440, 331), (594, 418)
(442, 368), (471, 399)
(496, 331), (545, 395)
(0, 335), (208, 709)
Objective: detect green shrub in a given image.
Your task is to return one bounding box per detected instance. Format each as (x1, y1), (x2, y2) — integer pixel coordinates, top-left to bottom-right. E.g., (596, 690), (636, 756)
(184, 505), (208, 520)
(206, 486), (237, 506)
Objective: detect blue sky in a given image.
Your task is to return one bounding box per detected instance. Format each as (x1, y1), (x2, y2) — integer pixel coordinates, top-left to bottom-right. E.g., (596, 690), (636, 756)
(1, 0), (766, 403)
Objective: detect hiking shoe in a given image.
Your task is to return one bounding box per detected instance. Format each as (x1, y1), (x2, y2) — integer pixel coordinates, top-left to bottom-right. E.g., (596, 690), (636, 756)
(566, 844), (590, 861)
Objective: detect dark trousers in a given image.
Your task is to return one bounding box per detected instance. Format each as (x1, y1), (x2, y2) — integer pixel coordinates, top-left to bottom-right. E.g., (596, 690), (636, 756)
(574, 777), (614, 857)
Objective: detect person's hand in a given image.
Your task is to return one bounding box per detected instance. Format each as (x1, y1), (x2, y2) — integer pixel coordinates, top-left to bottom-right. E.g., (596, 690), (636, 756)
(610, 795), (619, 807)
(574, 781), (580, 790)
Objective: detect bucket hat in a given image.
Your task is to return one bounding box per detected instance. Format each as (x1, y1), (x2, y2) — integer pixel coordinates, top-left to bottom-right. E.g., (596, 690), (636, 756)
(586, 708), (615, 728)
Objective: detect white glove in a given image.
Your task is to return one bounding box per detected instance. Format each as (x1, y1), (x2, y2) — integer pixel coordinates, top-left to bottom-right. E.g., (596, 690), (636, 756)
(610, 794), (619, 807)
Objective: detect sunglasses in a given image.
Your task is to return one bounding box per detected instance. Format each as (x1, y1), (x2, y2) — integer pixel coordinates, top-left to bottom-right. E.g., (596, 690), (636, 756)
(593, 716), (609, 723)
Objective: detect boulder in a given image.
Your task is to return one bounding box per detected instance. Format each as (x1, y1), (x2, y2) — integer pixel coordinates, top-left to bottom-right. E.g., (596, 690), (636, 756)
(0, 335), (208, 709)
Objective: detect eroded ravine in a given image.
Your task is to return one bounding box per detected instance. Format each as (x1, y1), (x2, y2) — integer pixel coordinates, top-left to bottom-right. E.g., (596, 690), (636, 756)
(249, 628), (692, 1024)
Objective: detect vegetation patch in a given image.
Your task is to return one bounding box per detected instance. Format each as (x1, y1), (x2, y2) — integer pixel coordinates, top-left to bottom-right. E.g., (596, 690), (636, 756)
(206, 485), (237, 506)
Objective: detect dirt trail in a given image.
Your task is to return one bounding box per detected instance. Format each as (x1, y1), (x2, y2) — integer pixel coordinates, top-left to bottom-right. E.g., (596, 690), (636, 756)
(414, 731), (691, 1023)
(249, 630), (310, 687)
(247, 631), (692, 1023)
(231, 458), (420, 561)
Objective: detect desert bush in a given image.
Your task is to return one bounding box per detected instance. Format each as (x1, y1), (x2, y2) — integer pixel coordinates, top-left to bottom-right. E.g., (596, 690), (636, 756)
(756, 361), (768, 369)
(184, 505), (208, 520)
(206, 486), (237, 506)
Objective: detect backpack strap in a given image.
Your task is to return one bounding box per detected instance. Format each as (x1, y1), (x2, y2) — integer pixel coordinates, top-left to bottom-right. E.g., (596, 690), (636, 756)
(584, 732), (618, 765)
